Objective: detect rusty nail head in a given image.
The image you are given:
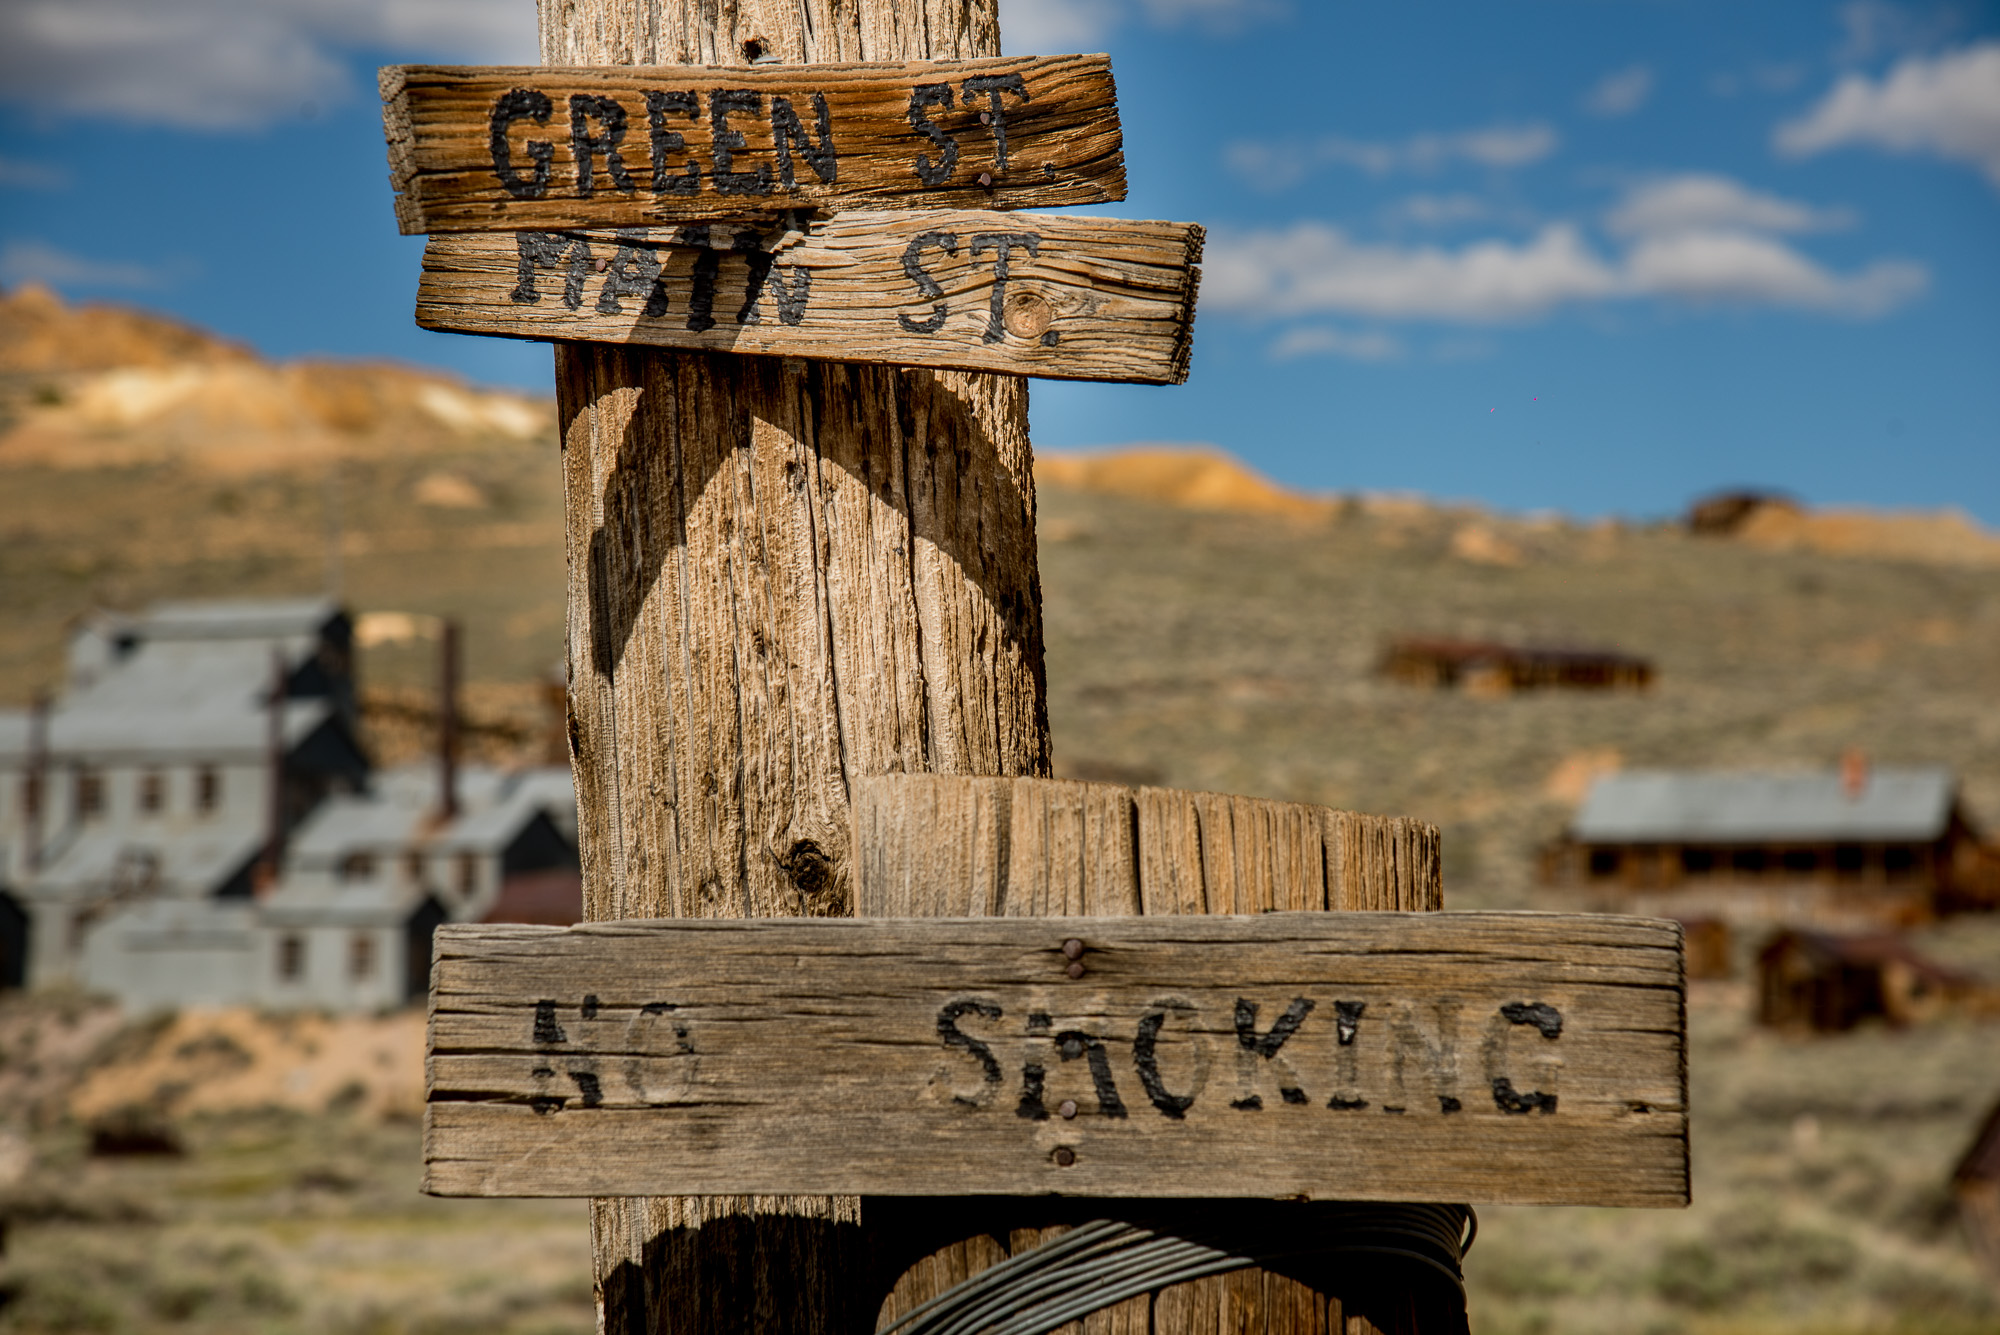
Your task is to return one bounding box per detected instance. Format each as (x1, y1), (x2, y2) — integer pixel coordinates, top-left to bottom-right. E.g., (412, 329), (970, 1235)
(1065, 961), (1085, 979)
(980, 111), (993, 124)
(593, 258), (609, 272)
(1059, 1099), (1078, 1120)
(1053, 1147), (1076, 1167)
(1062, 939), (1084, 960)
(978, 172), (994, 187)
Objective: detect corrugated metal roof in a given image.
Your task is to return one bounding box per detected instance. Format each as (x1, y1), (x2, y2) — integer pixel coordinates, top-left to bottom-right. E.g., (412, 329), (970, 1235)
(286, 764), (575, 860)
(1571, 768), (1957, 844)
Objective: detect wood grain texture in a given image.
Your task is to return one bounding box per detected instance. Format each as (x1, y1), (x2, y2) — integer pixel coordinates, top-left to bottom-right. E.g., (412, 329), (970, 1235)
(855, 774), (1439, 918)
(424, 913), (1688, 1205)
(417, 211), (1202, 383)
(539, 5), (1054, 1333)
(381, 55), (1124, 234)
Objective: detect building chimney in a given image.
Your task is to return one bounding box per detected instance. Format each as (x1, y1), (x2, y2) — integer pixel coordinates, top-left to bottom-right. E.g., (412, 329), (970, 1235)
(24, 690), (49, 873)
(1841, 748), (1869, 800)
(438, 619), (461, 822)
(258, 650), (287, 893)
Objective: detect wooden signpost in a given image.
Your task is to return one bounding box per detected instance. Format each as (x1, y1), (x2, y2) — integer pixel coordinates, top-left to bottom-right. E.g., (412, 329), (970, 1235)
(383, 3), (1688, 1332)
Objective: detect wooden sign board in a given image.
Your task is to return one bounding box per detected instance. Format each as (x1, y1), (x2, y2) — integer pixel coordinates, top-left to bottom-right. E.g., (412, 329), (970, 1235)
(425, 912), (1687, 1206)
(382, 55), (1124, 234)
(416, 211), (1202, 384)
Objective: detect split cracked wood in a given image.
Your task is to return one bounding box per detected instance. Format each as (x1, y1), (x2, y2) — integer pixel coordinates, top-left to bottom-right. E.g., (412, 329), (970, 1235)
(381, 55), (1125, 234)
(424, 911), (1688, 1206)
(417, 211), (1203, 383)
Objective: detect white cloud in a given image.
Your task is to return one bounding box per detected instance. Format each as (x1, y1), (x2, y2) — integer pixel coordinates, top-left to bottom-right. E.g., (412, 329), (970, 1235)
(0, 0), (536, 130)
(1000, 0), (1122, 50)
(1585, 65), (1655, 117)
(1605, 174), (1854, 237)
(1776, 41), (2000, 185)
(1207, 205), (1925, 326)
(1385, 193), (1501, 227)
(1269, 326), (1404, 362)
(1206, 223), (1619, 322)
(0, 156), (67, 189)
(0, 239), (176, 289)
(1622, 230), (1926, 315)
(1226, 123), (1557, 189)
(999, 0), (1280, 51)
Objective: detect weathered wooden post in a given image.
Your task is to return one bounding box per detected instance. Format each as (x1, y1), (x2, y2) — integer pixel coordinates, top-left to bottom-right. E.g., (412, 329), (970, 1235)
(382, 4), (1688, 1332)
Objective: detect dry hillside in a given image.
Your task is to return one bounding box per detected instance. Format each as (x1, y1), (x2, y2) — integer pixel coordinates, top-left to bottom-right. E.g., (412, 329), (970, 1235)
(2, 296), (1999, 1334)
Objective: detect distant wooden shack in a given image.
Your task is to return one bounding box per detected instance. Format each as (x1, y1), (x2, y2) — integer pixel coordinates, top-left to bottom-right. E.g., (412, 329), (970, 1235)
(1955, 1099), (2000, 1281)
(1756, 929), (1981, 1031)
(1380, 637), (1653, 694)
(1543, 763), (2000, 925)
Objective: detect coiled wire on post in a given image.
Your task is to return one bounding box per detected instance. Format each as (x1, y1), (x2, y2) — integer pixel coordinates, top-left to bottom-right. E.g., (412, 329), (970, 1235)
(878, 1203), (1476, 1335)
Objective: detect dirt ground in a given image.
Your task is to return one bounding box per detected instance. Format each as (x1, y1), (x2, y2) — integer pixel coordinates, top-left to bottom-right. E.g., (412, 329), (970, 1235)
(5, 452), (2000, 1332)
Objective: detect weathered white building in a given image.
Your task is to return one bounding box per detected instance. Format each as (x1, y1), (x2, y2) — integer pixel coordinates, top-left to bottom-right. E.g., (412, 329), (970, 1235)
(0, 598), (578, 1010)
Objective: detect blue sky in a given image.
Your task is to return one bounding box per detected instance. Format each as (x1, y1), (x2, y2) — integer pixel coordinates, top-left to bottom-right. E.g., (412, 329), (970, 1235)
(2, 0), (1996, 521)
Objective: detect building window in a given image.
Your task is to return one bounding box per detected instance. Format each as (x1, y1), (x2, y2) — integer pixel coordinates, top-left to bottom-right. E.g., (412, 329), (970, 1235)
(279, 934), (306, 980)
(1681, 848), (1715, 875)
(196, 767), (220, 812)
(20, 774), (40, 818)
(456, 852), (479, 898)
(1833, 844), (1866, 876)
(350, 933), (375, 979)
(1884, 846), (1919, 878)
(76, 770), (103, 819)
(1731, 848), (1767, 875)
(341, 852), (377, 881)
(140, 771), (165, 814)
(1781, 848), (1820, 874)
(405, 851), (427, 885)
(1588, 848), (1622, 879)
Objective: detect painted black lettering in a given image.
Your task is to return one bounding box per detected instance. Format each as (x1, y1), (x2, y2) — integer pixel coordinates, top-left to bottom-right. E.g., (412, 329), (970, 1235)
(1492, 1077), (1557, 1114)
(1234, 995), (1314, 1107)
(1390, 999), (1462, 1116)
(769, 93), (837, 188)
(510, 232), (592, 309)
(581, 994), (600, 1021)
(680, 225), (719, 331)
(1232, 1095), (1263, 1111)
(906, 83), (958, 185)
(937, 999), (1004, 1107)
(1484, 1004), (1560, 1115)
(529, 1061), (563, 1115)
(1501, 1001), (1564, 1039)
(533, 999), (567, 1044)
(961, 73), (1029, 172)
(735, 237), (812, 326)
(1439, 1096), (1462, 1113)
(1132, 1004), (1197, 1120)
(1327, 1000), (1367, 1109)
(596, 232), (671, 317)
(568, 1070), (604, 1107)
(1015, 1061), (1048, 1120)
(568, 94), (635, 197)
(710, 89), (773, 195)
(898, 231), (958, 333)
(1055, 1030), (1127, 1119)
(490, 88), (554, 200)
(644, 90), (701, 195)
(969, 232), (1039, 344)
